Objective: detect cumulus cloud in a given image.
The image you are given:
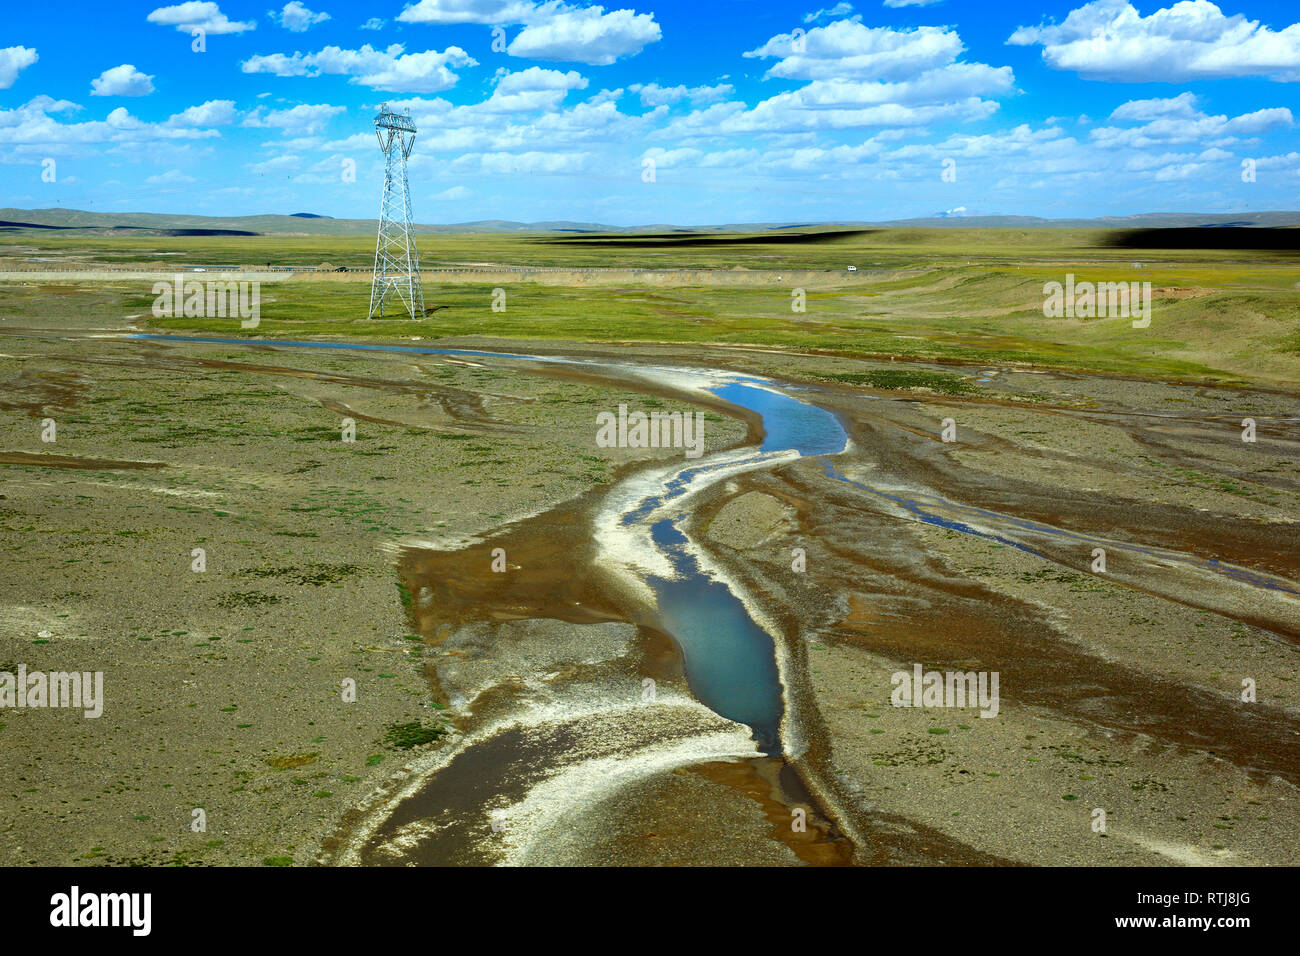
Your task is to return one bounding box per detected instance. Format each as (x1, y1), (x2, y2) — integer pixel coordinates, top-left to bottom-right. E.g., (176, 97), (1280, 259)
(90, 64), (155, 97)
(0, 98), (221, 160)
(242, 43), (477, 92)
(274, 1), (330, 31)
(1108, 91), (1201, 121)
(398, 0), (538, 23)
(745, 21), (968, 82)
(363, 88), (652, 164)
(0, 47), (38, 90)
(508, 6), (661, 65)
(1008, 0), (1300, 82)
(725, 20), (1013, 134)
(147, 1), (256, 34)
(484, 66), (588, 111)
(400, 0), (661, 64)
(361, 17), (386, 30)
(21, 95), (80, 115)
(242, 102), (346, 134)
(1092, 100), (1293, 148)
(167, 99), (239, 126)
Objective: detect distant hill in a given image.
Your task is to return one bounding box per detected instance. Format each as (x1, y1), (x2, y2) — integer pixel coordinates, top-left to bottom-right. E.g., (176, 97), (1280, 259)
(1, 207), (1298, 237)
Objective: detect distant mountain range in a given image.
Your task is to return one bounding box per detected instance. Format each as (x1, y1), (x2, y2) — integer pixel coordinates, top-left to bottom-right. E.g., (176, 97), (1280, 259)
(2, 207), (1298, 236)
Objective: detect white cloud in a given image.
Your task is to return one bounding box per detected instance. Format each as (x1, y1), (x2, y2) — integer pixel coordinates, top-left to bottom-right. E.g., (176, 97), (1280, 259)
(745, 21), (968, 82)
(1091, 104), (1293, 148)
(366, 88), (652, 163)
(1108, 91), (1200, 121)
(462, 149), (589, 173)
(485, 66), (588, 110)
(804, 3), (854, 23)
(401, 0), (661, 65)
(1008, 0), (1300, 82)
(663, 93), (1000, 138)
(398, 0), (544, 25)
(508, 6), (661, 65)
(242, 102), (346, 134)
(361, 17), (386, 30)
(355, 48), (476, 92)
(883, 0), (944, 7)
(147, 2), (257, 34)
(1252, 151), (1300, 169)
(433, 185), (470, 199)
(687, 83), (733, 105)
(275, 1), (330, 31)
(22, 95), (80, 114)
(721, 23), (1013, 135)
(90, 64), (156, 97)
(697, 148), (758, 167)
(167, 99), (239, 126)
(242, 43), (477, 92)
(922, 123), (1072, 159)
(784, 64), (1012, 108)
(0, 98), (220, 161)
(246, 153), (302, 175)
(1153, 162), (1204, 180)
(0, 47), (38, 90)
(642, 146), (703, 165)
(631, 82), (735, 106)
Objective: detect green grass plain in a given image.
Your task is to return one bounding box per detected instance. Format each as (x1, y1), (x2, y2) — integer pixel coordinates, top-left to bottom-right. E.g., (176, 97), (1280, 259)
(2, 228), (1297, 387)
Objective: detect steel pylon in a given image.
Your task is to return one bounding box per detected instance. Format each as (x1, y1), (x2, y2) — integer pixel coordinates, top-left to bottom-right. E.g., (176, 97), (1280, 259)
(368, 104), (425, 319)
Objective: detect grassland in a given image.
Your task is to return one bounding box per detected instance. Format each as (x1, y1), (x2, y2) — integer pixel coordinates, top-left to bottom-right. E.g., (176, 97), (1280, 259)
(2, 227), (1296, 388)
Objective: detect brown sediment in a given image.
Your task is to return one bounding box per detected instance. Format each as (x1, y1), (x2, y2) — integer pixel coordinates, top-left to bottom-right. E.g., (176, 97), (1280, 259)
(688, 757), (854, 866)
(400, 494), (620, 634)
(0, 368), (89, 416)
(0, 450), (167, 470)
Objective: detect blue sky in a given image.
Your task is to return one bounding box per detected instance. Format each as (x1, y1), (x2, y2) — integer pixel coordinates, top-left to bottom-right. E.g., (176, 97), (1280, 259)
(1, 0), (1298, 224)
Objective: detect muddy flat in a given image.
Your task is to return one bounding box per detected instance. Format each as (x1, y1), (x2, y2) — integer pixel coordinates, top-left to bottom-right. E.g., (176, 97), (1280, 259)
(1, 272), (1297, 868)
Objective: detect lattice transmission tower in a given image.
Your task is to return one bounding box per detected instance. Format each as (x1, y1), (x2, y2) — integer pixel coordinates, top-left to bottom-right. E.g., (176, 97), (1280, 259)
(368, 104), (426, 319)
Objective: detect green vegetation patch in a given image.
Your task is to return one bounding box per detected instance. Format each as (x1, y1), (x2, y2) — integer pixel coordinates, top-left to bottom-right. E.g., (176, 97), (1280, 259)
(382, 719), (447, 750)
(819, 369), (978, 395)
